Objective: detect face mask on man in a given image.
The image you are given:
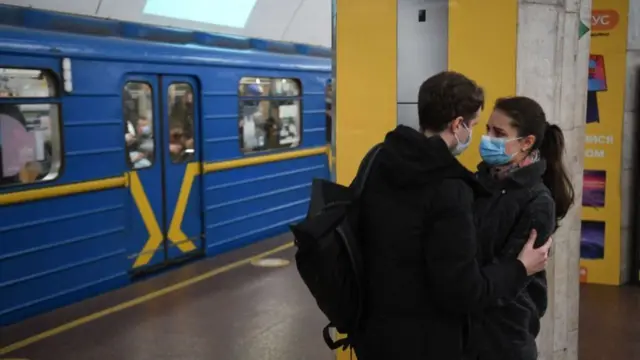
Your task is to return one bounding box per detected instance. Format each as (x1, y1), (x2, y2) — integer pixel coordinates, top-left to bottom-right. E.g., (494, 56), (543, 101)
(451, 122), (472, 156)
(479, 135), (522, 165)
(140, 125), (152, 135)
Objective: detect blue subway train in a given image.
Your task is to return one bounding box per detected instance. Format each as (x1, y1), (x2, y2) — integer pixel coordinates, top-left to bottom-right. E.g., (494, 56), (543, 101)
(0, 6), (332, 325)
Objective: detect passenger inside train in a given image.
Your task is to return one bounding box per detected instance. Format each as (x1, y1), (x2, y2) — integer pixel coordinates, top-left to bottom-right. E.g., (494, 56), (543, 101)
(0, 69), (58, 186)
(325, 80), (333, 144)
(124, 82), (154, 168)
(239, 78), (302, 152)
(125, 117), (153, 169)
(168, 83), (195, 163)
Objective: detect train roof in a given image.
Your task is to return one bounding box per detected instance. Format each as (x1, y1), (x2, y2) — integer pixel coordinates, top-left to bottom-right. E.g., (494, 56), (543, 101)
(0, 5), (332, 72)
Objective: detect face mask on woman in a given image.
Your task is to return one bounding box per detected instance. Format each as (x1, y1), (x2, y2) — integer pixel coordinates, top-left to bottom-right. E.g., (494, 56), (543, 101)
(479, 135), (522, 165)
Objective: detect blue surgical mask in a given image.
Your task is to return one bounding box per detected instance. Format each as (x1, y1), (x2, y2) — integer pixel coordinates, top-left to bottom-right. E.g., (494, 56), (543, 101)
(479, 135), (521, 165)
(452, 123), (472, 156)
(140, 125), (151, 135)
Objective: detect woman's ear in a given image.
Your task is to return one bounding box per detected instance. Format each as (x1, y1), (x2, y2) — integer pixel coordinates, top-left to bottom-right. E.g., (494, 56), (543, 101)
(522, 134), (537, 152)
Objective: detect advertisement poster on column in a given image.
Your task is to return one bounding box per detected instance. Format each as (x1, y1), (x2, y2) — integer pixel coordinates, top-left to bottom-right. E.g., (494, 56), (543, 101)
(579, 0), (628, 285)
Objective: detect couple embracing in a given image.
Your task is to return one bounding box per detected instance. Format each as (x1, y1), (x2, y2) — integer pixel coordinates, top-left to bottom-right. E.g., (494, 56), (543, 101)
(352, 71), (574, 360)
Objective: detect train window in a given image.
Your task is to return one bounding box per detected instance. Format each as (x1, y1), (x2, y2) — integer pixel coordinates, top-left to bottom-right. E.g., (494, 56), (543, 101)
(0, 68), (57, 98)
(238, 77), (302, 153)
(168, 83), (195, 163)
(0, 68), (62, 187)
(123, 82), (155, 169)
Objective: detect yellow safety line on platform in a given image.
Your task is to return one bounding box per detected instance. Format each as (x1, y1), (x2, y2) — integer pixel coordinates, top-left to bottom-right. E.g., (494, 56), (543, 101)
(203, 146), (328, 173)
(0, 241), (294, 356)
(0, 176), (127, 206)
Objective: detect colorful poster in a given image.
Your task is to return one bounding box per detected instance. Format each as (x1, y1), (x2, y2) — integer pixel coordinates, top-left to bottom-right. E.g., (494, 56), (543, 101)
(579, 2), (629, 285)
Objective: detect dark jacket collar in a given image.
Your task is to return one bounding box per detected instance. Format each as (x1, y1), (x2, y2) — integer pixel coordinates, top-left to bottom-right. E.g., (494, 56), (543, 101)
(377, 125), (489, 195)
(476, 160), (547, 189)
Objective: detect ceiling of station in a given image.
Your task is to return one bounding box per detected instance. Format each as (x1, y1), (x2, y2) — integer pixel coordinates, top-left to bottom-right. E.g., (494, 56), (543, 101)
(1, 0), (331, 47)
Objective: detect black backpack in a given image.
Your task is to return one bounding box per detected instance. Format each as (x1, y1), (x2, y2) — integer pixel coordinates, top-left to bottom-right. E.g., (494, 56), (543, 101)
(290, 144), (381, 351)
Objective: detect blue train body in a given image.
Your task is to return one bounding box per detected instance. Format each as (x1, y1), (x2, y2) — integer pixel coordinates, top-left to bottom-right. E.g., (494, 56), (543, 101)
(0, 6), (331, 325)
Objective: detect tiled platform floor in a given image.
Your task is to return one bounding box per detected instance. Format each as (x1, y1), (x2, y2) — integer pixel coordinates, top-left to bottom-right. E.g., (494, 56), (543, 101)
(0, 234), (637, 360)
(579, 283), (639, 360)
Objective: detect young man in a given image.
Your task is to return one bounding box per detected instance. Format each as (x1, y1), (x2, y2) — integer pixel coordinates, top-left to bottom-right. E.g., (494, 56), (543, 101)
(353, 71), (551, 360)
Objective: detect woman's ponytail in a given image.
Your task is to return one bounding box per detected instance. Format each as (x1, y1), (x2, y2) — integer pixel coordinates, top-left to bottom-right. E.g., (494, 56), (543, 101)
(539, 123), (575, 220)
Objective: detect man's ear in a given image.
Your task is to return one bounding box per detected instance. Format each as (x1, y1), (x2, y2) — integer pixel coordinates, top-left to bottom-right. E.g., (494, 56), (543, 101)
(449, 116), (464, 133)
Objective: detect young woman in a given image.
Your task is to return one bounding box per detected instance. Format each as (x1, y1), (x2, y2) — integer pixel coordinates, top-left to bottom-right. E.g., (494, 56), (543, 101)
(471, 96), (575, 360)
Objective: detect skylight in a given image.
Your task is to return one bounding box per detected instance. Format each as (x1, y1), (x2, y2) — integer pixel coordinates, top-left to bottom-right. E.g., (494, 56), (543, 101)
(143, 0), (257, 28)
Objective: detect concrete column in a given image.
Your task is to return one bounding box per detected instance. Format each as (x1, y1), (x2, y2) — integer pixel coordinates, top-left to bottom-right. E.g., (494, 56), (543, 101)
(622, 0), (640, 284)
(516, 0), (591, 359)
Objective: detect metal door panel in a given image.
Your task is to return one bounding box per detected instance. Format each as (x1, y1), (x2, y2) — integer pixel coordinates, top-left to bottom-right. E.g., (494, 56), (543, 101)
(161, 76), (204, 261)
(123, 75), (167, 269)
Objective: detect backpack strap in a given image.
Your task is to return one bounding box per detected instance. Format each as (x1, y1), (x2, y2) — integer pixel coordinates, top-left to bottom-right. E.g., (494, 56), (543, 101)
(349, 143), (383, 197)
(322, 323), (352, 350)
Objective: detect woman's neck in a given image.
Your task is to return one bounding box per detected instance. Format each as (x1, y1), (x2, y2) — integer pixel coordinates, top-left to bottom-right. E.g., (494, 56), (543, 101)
(491, 150), (541, 180)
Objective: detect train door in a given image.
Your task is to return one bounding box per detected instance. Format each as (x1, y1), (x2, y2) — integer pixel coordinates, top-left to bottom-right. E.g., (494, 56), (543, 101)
(125, 75), (203, 271)
(161, 77), (203, 262)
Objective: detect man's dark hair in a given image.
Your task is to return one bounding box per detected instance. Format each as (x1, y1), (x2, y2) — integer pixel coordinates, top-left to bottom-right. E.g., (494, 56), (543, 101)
(417, 71), (485, 132)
